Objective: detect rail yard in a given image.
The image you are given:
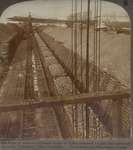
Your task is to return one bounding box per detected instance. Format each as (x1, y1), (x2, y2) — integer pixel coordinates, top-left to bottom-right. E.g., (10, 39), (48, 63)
(0, 20), (131, 139)
(0, 0), (131, 139)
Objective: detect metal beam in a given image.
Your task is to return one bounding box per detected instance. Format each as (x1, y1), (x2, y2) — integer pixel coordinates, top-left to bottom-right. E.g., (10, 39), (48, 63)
(8, 17), (90, 25)
(0, 89), (130, 112)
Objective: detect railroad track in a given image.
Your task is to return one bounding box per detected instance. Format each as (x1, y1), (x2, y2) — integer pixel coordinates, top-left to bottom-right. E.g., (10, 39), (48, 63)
(21, 36), (36, 138)
(0, 39), (27, 138)
(21, 34), (62, 138)
(0, 32), (62, 138)
(0, 30), (81, 138)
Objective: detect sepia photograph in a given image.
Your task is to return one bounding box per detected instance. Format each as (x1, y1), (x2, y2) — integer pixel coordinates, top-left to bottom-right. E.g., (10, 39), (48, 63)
(0, 0), (132, 142)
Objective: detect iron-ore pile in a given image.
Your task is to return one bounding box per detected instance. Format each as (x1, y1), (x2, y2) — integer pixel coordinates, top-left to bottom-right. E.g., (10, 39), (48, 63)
(34, 32), (73, 96)
(37, 28), (131, 138)
(35, 32), (113, 139)
(42, 26), (130, 87)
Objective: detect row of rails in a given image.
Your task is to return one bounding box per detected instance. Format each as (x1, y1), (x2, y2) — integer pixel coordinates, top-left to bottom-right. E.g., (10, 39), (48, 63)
(0, 29), (62, 138)
(0, 35), (28, 138)
(21, 33), (62, 138)
(21, 35), (37, 138)
(0, 25), (24, 90)
(0, 30), (131, 139)
(0, 32), (47, 138)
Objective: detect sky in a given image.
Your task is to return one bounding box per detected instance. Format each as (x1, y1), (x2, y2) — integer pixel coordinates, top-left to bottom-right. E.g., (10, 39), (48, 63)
(0, 0), (130, 23)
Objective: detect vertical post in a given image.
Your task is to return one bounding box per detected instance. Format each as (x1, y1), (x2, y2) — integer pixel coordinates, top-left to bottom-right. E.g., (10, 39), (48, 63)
(86, 0), (90, 139)
(74, 0), (78, 91)
(130, 14), (133, 141)
(112, 99), (122, 137)
(86, 104), (90, 138)
(71, 0), (74, 93)
(86, 0), (90, 92)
